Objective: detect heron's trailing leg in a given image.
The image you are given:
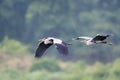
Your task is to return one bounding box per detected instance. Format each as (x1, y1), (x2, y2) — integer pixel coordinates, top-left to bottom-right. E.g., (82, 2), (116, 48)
(101, 41), (113, 45)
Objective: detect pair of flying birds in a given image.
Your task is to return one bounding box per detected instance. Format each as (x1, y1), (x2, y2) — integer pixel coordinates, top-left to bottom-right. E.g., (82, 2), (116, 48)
(35, 34), (112, 58)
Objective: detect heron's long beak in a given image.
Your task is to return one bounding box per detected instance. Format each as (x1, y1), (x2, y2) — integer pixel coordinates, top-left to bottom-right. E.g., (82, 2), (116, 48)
(38, 39), (41, 41)
(38, 38), (46, 42)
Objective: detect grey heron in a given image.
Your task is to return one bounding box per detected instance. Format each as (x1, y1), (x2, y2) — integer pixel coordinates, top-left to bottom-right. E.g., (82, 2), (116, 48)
(35, 37), (70, 58)
(74, 34), (113, 45)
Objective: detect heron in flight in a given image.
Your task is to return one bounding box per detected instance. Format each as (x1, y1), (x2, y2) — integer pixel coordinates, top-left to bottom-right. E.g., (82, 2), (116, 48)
(74, 34), (112, 45)
(35, 37), (70, 58)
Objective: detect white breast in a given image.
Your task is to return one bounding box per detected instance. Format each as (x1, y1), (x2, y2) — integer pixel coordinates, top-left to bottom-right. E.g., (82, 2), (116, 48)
(86, 40), (94, 45)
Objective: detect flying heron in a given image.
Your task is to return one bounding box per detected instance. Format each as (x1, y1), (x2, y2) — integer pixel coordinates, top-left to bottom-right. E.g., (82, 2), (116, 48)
(35, 37), (70, 58)
(74, 34), (113, 45)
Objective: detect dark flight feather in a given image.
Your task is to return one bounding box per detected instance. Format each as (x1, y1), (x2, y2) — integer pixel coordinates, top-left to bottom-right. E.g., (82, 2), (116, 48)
(92, 34), (110, 41)
(55, 42), (68, 55)
(35, 42), (53, 58)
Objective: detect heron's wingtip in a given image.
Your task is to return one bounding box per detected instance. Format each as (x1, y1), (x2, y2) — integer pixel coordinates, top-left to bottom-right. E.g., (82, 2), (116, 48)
(34, 54), (40, 58)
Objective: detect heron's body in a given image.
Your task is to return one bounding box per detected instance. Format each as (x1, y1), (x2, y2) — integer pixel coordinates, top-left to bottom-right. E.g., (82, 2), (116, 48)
(86, 40), (94, 45)
(35, 37), (69, 58)
(74, 34), (112, 45)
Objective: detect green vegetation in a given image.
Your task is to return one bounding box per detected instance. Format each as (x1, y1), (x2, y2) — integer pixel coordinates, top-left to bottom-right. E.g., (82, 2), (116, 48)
(30, 58), (61, 72)
(0, 37), (30, 54)
(0, 68), (21, 80)
(0, 55), (120, 80)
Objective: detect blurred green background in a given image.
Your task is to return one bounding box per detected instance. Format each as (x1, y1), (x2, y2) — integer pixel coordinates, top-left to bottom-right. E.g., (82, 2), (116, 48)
(0, 0), (120, 80)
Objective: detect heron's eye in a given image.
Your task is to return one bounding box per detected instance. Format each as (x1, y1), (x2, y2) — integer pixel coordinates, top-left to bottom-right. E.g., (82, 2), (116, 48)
(49, 39), (53, 42)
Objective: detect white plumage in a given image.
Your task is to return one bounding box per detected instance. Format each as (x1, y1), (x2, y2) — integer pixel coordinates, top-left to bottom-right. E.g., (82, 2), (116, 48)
(47, 37), (62, 44)
(74, 34), (112, 45)
(35, 37), (69, 58)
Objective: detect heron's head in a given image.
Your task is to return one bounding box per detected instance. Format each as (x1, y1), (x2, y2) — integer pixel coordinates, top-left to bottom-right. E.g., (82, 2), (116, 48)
(49, 39), (54, 43)
(75, 37), (80, 40)
(45, 38), (54, 44)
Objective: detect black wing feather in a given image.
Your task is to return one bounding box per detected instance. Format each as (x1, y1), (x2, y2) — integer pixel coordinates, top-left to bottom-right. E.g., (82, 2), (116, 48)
(55, 42), (68, 55)
(92, 34), (110, 41)
(35, 42), (52, 58)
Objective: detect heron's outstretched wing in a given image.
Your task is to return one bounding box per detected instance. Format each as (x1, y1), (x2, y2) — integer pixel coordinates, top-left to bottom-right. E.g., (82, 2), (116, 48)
(75, 36), (92, 40)
(35, 41), (52, 58)
(55, 42), (68, 55)
(92, 34), (110, 41)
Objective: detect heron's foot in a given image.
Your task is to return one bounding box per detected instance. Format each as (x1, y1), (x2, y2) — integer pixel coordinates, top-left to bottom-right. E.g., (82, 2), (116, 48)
(107, 42), (113, 45)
